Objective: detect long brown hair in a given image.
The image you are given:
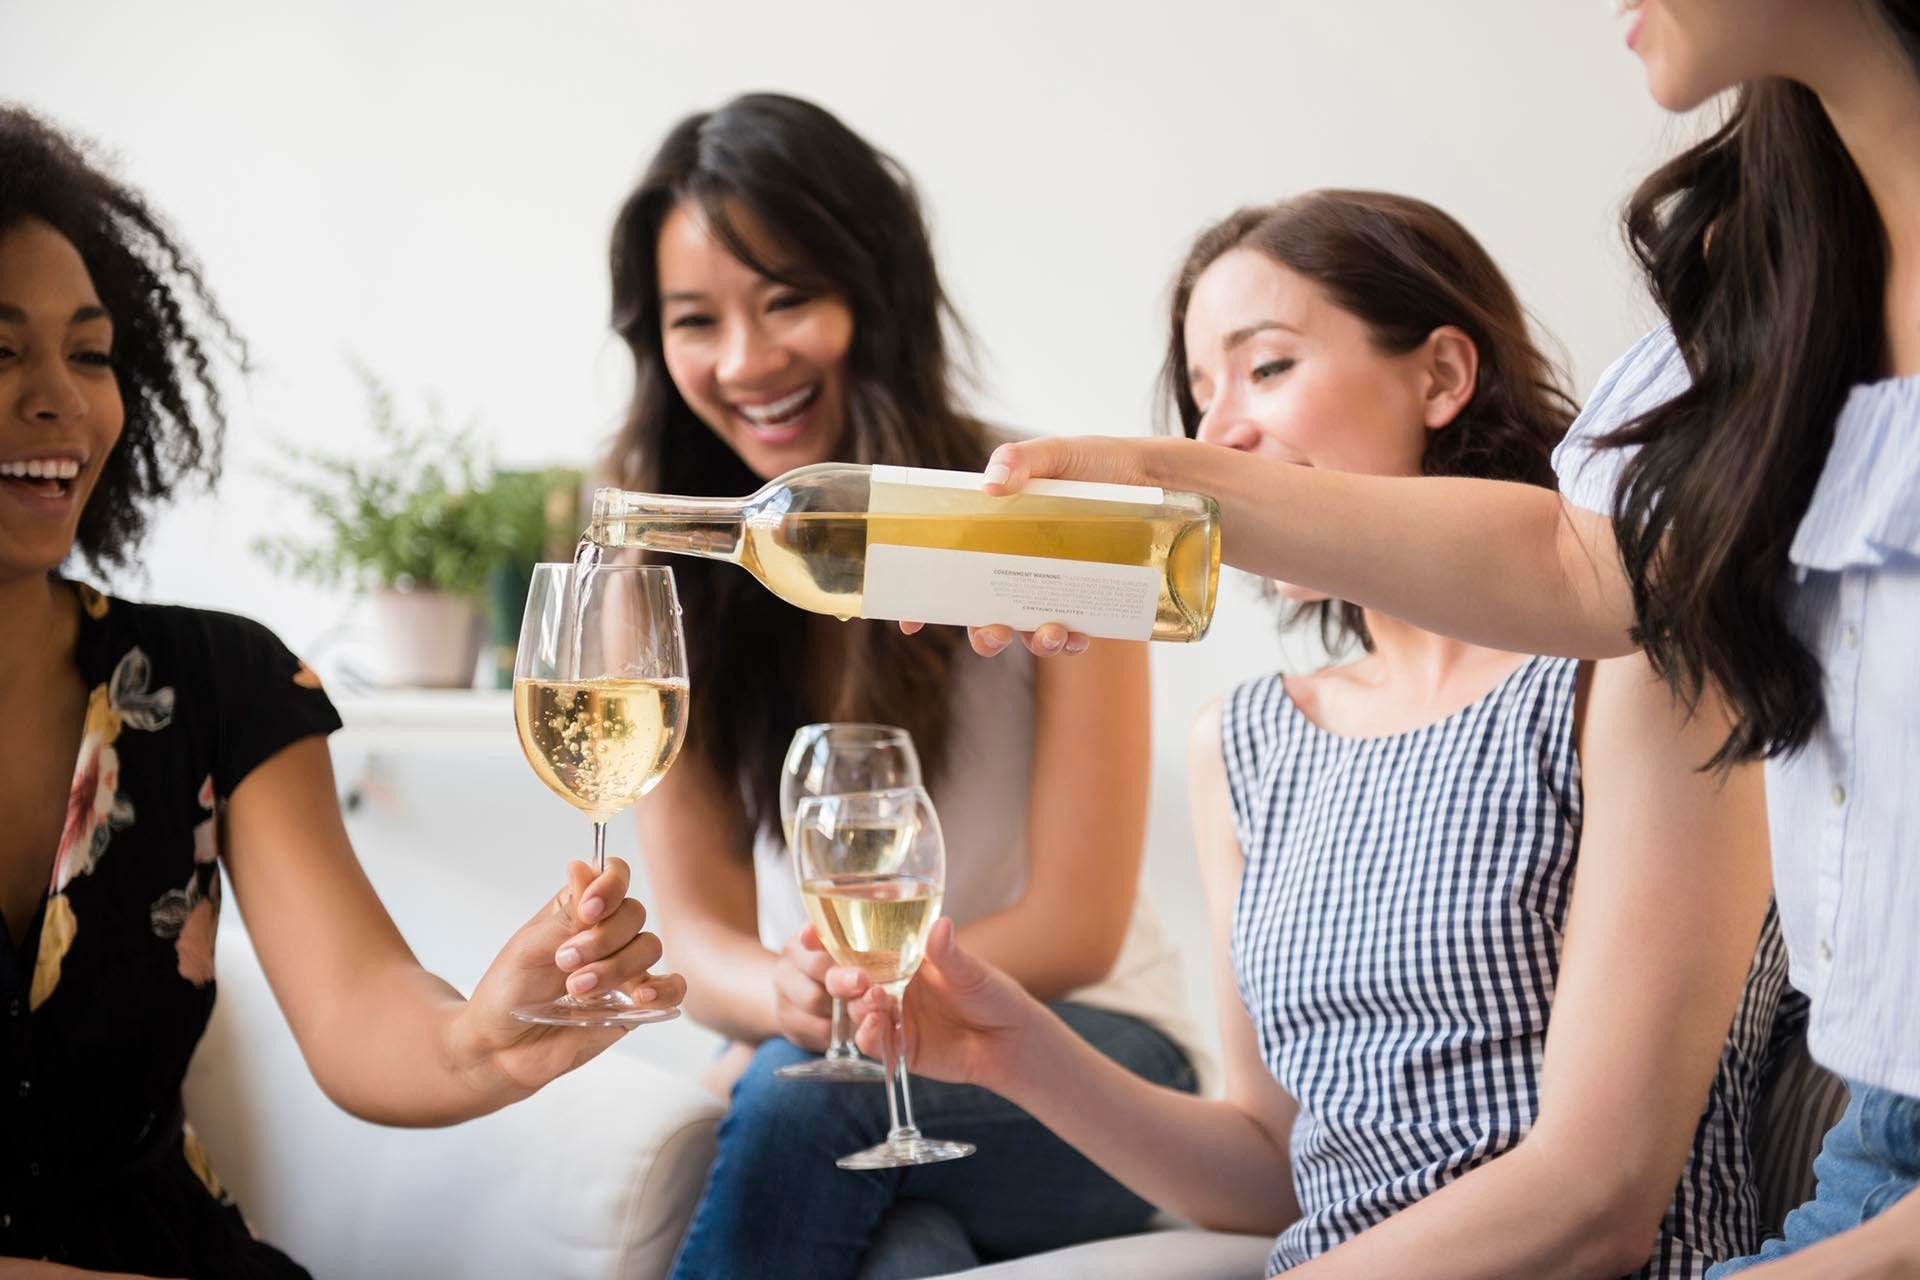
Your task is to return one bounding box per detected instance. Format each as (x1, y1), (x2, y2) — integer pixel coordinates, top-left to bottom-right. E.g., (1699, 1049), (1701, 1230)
(1162, 191), (1577, 650)
(1608, 5), (1920, 766)
(605, 93), (990, 838)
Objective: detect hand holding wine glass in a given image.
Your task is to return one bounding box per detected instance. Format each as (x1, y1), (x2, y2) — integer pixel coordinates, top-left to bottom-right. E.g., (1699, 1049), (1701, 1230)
(511, 562), (688, 1027)
(450, 854), (688, 1096)
(770, 924), (839, 1052)
(792, 785), (973, 1168)
(825, 917), (1048, 1097)
(774, 723), (922, 1082)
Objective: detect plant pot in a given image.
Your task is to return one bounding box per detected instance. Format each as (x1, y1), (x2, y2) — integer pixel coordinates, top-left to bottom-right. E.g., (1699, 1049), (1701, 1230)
(368, 588), (484, 688)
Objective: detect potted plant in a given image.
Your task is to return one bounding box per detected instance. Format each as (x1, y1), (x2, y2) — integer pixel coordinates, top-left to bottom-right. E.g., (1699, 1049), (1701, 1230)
(253, 371), (575, 688)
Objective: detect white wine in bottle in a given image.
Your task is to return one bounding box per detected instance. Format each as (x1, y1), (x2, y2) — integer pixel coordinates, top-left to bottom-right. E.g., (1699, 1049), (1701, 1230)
(584, 463), (1221, 642)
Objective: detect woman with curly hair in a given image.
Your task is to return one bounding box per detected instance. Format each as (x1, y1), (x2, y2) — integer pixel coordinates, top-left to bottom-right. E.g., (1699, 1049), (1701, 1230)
(0, 104), (686, 1278)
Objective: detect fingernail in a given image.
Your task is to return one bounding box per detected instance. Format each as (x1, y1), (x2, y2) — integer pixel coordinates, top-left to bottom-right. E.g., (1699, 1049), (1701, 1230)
(1037, 631), (1063, 653)
(580, 896), (605, 922)
(569, 970), (598, 993)
(1064, 635), (1090, 655)
(556, 946), (581, 969)
(636, 987), (657, 1003)
(983, 462), (1011, 486)
(981, 632), (1008, 653)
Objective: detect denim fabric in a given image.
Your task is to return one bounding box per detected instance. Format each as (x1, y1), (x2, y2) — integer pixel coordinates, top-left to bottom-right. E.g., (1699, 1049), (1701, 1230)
(668, 1002), (1197, 1280)
(1707, 1084), (1920, 1275)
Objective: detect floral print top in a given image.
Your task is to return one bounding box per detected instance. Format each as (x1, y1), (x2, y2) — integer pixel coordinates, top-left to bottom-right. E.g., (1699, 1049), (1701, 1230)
(2, 583), (341, 1277)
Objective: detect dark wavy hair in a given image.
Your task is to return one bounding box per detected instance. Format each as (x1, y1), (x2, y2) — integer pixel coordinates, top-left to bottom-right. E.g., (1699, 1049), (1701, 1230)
(604, 92), (990, 838)
(0, 104), (242, 574)
(1162, 191), (1577, 651)
(1607, 4), (1920, 766)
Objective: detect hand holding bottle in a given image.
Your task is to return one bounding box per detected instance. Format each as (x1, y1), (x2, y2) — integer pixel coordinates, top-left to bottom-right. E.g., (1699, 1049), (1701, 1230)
(900, 437), (1176, 658)
(591, 454), (1219, 644)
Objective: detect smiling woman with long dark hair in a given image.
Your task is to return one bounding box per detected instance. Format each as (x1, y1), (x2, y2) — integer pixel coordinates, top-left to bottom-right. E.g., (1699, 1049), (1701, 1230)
(605, 93), (1201, 1278)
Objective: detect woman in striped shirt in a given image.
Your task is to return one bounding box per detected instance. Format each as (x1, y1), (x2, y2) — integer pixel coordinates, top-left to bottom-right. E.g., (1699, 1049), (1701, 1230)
(844, 192), (1789, 1278)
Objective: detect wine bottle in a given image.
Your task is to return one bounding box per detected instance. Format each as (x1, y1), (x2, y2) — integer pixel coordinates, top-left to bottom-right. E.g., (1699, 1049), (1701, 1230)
(584, 462), (1220, 642)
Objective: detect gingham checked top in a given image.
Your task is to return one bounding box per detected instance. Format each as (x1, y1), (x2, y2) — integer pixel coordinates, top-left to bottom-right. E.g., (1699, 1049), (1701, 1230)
(1222, 655), (1789, 1276)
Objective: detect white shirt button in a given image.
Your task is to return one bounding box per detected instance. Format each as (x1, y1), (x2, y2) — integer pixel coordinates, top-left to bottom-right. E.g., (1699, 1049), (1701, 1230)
(1832, 784), (1847, 807)
(1842, 624), (1859, 649)
(1820, 939), (1835, 963)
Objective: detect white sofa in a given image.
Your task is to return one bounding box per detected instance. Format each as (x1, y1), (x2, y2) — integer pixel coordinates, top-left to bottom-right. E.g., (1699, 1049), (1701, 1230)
(183, 900), (1270, 1280)
(181, 693), (1833, 1280)
(180, 694), (1269, 1279)
(184, 926), (724, 1279)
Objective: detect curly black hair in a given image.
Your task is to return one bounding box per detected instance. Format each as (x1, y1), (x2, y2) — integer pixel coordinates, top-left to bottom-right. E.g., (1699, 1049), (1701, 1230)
(0, 104), (243, 572)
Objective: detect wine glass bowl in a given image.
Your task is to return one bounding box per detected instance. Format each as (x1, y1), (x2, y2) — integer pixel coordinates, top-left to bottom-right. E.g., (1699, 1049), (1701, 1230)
(773, 724), (921, 1083)
(510, 562), (687, 1028)
(791, 785), (973, 1169)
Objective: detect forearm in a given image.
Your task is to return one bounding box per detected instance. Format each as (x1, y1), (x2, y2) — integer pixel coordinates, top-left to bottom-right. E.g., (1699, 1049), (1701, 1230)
(957, 907), (1123, 1003)
(668, 922), (781, 1044)
(302, 963), (516, 1127)
(1285, 1139), (1658, 1280)
(992, 1007), (1296, 1234)
(1143, 438), (1636, 658)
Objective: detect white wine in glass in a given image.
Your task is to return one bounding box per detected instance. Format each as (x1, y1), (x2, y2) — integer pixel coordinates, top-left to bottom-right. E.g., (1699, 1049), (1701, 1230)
(515, 677), (687, 820)
(792, 786), (973, 1170)
(511, 562), (687, 1027)
(775, 723), (922, 1084)
(801, 872), (942, 989)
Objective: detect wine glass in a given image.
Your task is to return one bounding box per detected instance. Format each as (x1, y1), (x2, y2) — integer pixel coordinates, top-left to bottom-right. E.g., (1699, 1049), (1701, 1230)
(511, 562), (687, 1027)
(792, 785), (974, 1169)
(775, 724), (922, 1083)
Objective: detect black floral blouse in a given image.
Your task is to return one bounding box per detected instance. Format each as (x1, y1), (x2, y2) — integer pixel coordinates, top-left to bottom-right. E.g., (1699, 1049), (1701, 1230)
(2, 582), (341, 1277)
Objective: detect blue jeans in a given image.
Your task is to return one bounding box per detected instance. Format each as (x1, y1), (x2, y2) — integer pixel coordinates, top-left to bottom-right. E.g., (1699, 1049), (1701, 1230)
(668, 1001), (1198, 1280)
(1707, 1083), (1920, 1275)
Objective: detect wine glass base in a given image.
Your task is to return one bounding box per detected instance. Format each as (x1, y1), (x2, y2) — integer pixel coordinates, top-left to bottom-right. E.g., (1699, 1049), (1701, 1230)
(510, 994), (682, 1029)
(836, 1136), (975, 1170)
(776, 1054), (887, 1082)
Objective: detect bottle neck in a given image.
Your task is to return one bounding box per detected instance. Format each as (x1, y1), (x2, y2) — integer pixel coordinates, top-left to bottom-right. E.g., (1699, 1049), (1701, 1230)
(587, 488), (747, 563)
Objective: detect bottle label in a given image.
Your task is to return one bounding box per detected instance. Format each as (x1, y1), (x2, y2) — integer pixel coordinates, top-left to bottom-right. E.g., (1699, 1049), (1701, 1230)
(868, 465), (1166, 507)
(862, 544), (1159, 640)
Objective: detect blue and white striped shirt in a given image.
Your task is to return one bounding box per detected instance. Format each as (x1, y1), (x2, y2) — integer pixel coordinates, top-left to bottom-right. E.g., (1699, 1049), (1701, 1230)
(1223, 656), (1788, 1276)
(1556, 326), (1920, 1097)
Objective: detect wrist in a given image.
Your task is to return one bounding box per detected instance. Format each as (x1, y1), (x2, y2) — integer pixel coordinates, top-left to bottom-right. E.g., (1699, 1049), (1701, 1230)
(441, 1000), (519, 1106)
(1141, 435), (1187, 489)
(979, 995), (1070, 1100)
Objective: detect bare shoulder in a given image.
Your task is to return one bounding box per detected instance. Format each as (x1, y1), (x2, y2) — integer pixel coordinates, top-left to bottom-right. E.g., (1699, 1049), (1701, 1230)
(1189, 694), (1226, 757)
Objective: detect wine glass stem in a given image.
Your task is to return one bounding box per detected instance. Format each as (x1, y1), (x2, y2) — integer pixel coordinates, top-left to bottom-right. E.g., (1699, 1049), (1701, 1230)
(881, 982), (920, 1143)
(590, 819), (608, 876)
(826, 998), (856, 1061)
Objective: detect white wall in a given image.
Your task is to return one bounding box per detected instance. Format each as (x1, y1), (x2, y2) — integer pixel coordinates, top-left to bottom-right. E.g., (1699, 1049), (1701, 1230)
(5, 0), (1680, 1047)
